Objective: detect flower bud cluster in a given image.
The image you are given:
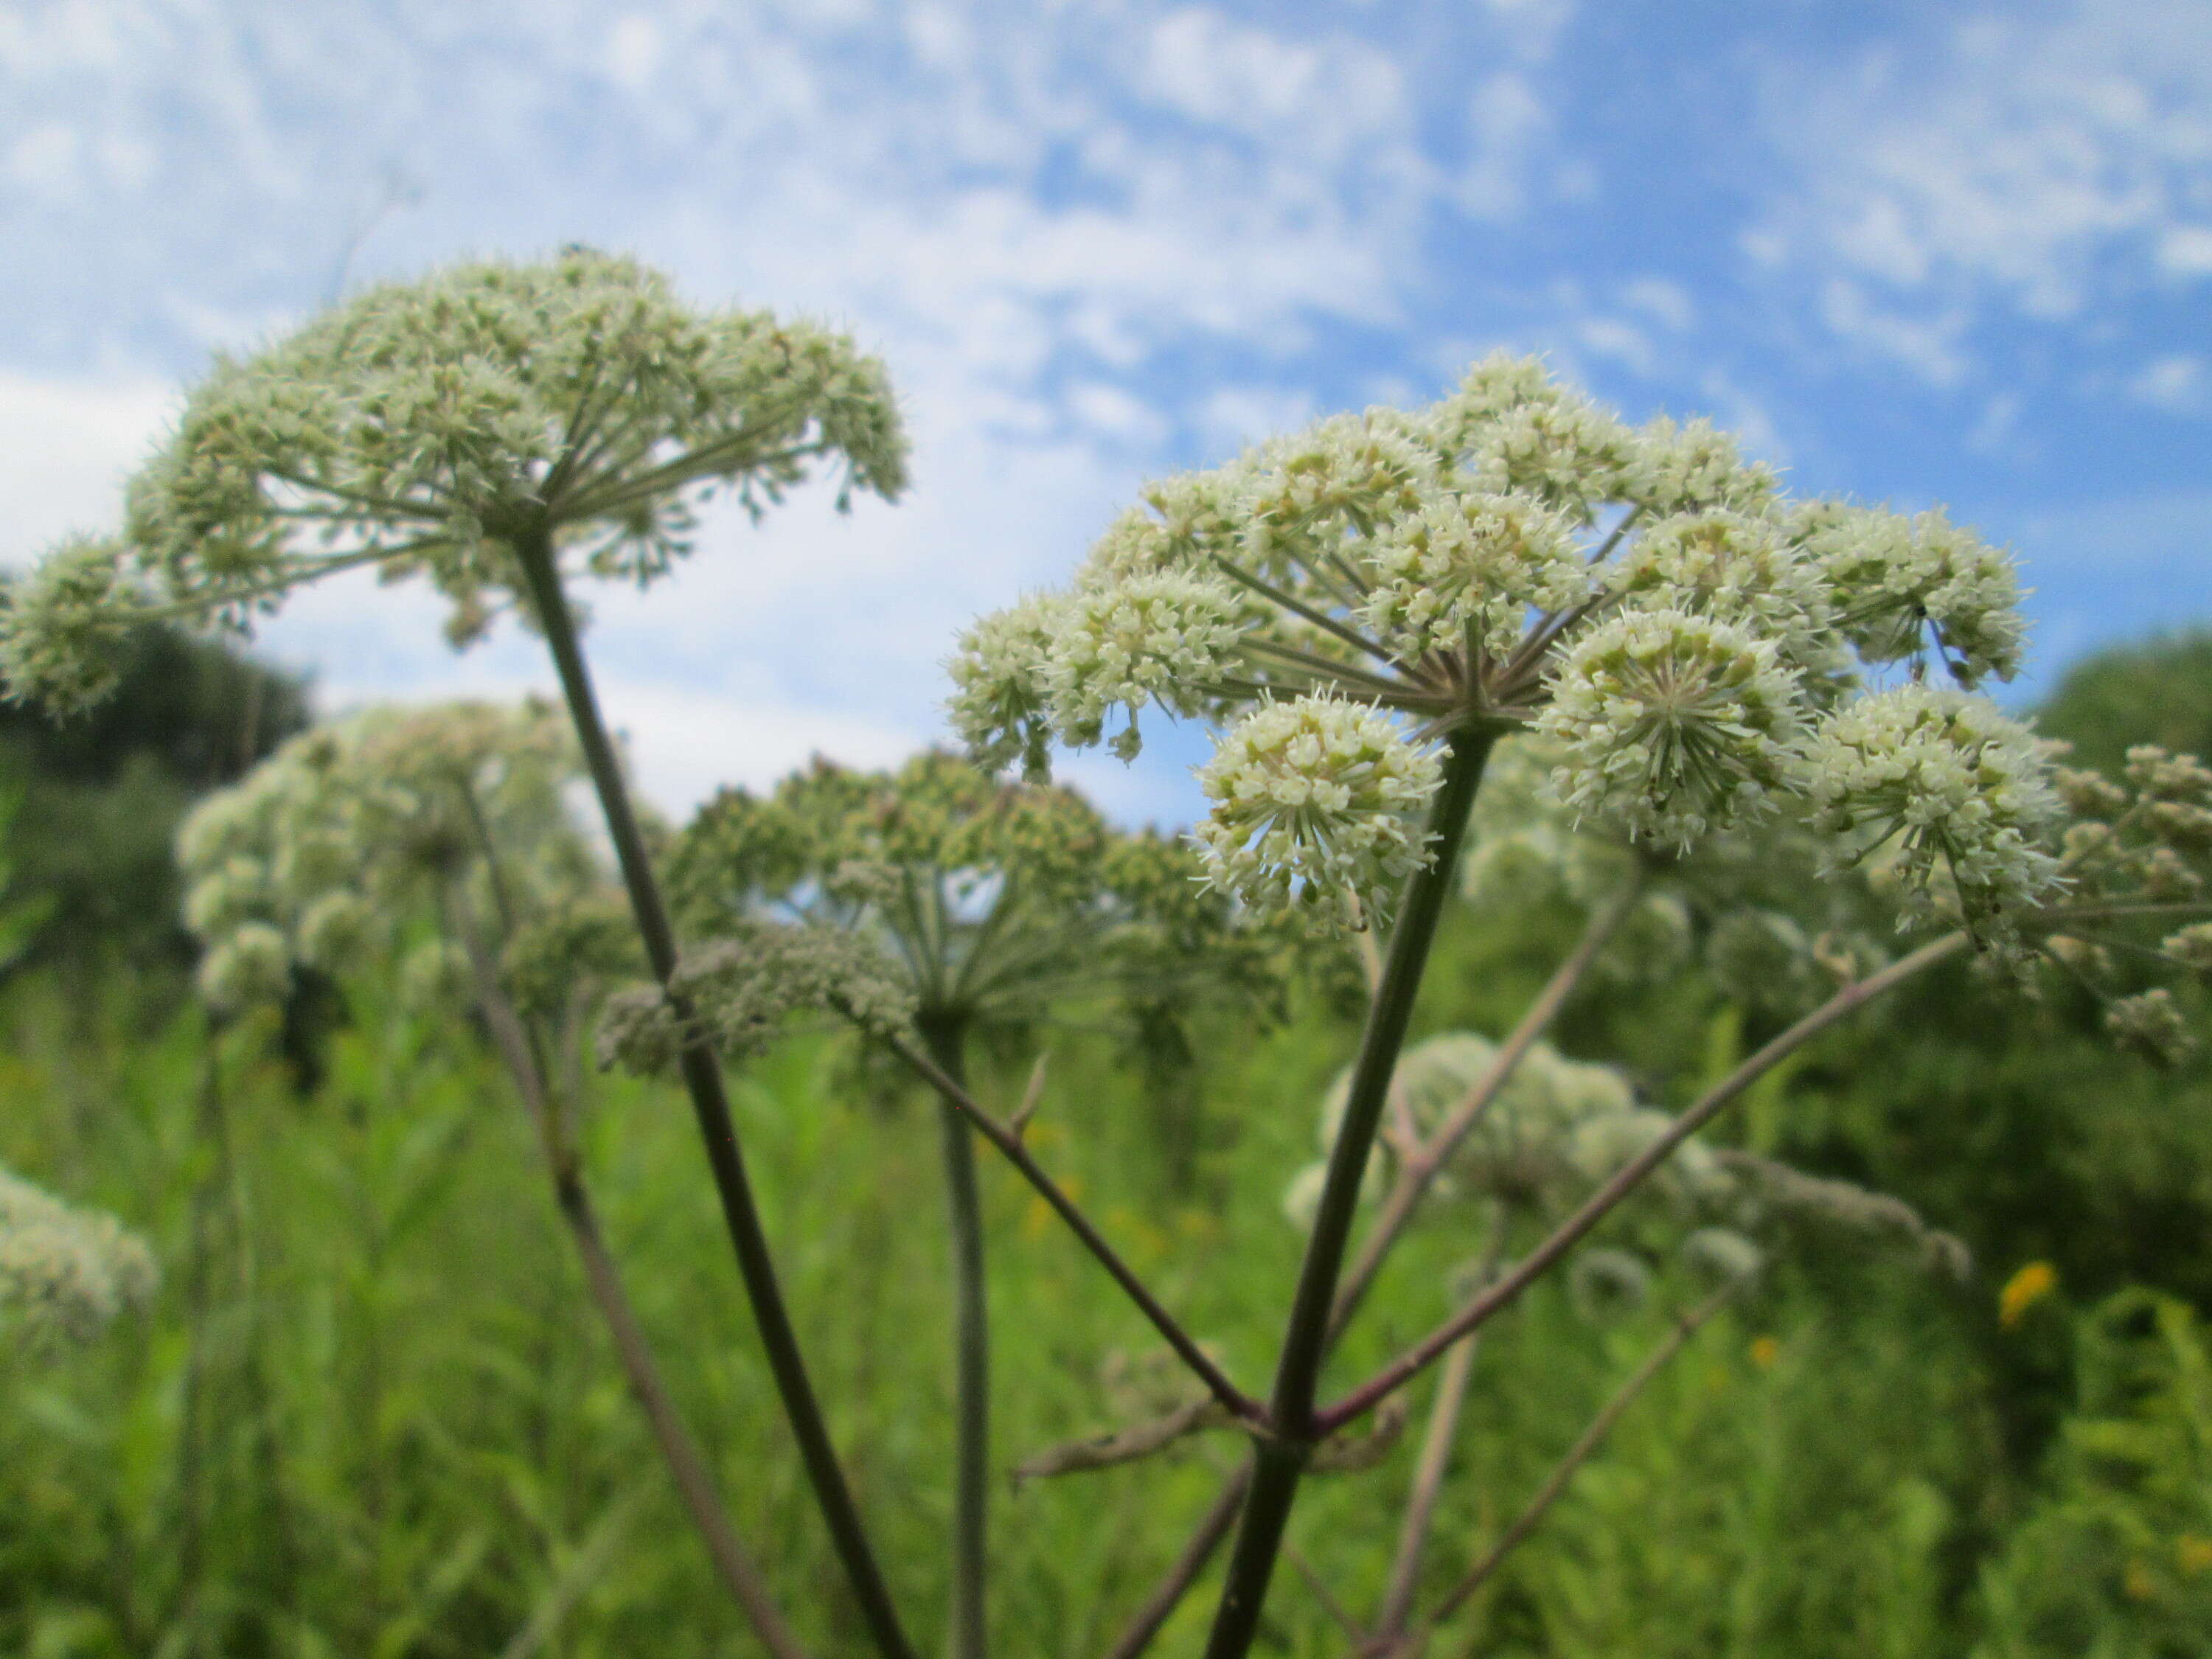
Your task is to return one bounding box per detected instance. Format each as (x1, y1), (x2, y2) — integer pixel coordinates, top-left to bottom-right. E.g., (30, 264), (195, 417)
(176, 700), (600, 1010)
(1, 1164), (159, 1350)
(1539, 610), (1805, 850)
(671, 750), (1287, 1048)
(1193, 695), (1442, 933)
(597, 923), (917, 1074)
(0, 537), (142, 714)
(1357, 493), (1589, 663)
(1802, 686), (2064, 948)
(1044, 572), (1245, 760)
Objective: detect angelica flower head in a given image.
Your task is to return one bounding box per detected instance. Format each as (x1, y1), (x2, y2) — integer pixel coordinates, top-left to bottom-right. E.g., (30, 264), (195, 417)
(1792, 501), (2025, 686)
(1193, 694), (1442, 934)
(1801, 684), (2065, 948)
(3, 249), (907, 715)
(177, 699), (604, 1010)
(0, 537), (142, 714)
(1044, 571), (1244, 760)
(1538, 608), (1806, 850)
(950, 355), (2058, 935)
(1, 1165), (159, 1350)
(670, 749), (1282, 1040)
(1357, 492), (1589, 666)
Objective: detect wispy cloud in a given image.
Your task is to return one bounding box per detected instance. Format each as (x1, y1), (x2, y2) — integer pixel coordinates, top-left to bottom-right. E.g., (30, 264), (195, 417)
(1753, 0), (2212, 376)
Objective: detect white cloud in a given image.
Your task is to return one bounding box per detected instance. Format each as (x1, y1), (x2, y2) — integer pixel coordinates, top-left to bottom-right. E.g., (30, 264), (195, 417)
(1818, 278), (1968, 386)
(0, 0), (1585, 822)
(2160, 226), (2212, 278)
(1458, 72), (1548, 220)
(0, 370), (174, 565)
(1756, 0), (2212, 359)
(2127, 354), (2207, 414)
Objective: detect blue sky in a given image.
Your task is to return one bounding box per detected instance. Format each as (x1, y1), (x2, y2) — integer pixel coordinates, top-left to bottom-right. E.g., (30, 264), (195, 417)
(3, 0), (2207, 822)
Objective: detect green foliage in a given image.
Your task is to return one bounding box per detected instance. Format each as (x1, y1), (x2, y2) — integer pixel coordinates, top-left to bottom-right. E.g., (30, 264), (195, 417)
(0, 613), (307, 976)
(1977, 1290), (2212, 1657)
(2039, 630), (2212, 781)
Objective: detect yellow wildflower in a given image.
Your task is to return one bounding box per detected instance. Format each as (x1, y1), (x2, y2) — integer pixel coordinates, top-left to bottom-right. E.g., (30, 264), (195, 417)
(1999, 1261), (2058, 1329)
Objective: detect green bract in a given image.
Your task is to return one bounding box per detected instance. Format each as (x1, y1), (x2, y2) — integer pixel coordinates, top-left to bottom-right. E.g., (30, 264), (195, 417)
(3, 248), (907, 688)
(948, 354), (2053, 941)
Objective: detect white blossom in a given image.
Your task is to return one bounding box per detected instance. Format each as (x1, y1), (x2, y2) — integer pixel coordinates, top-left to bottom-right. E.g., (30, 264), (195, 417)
(1467, 395), (1641, 523)
(1357, 491), (1590, 664)
(1801, 685), (2064, 945)
(1610, 509), (1843, 681)
(1193, 695), (1441, 933)
(1792, 501), (2025, 684)
(946, 594), (1068, 780)
(1540, 608), (1808, 849)
(1624, 417), (1779, 515)
(0, 1166), (159, 1349)
(1043, 572), (1245, 760)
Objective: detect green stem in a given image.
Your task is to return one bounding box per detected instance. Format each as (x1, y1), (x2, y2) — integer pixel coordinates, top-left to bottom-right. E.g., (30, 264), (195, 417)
(509, 526), (916, 1659)
(919, 1012), (991, 1659)
(1201, 723), (1497, 1659)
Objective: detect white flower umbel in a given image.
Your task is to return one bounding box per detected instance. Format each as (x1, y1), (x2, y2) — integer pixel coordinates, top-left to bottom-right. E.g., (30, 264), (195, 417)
(1625, 417), (1779, 516)
(1427, 350), (1568, 459)
(1044, 572), (1245, 761)
(0, 1166), (159, 1349)
(947, 594), (1069, 781)
(1358, 492), (1589, 666)
(1802, 685), (2064, 945)
(1610, 510), (1841, 681)
(0, 536), (141, 714)
(1234, 412), (1436, 577)
(1, 250), (908, 711)
(1194, 694), (1442, 934)
(1467, 395), (1641, 524)
(1540, 608), (1807, 849)
(1792, 502), (2025, 685)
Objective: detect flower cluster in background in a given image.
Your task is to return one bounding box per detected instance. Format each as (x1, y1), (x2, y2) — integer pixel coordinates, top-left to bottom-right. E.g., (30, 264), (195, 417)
(0, 1164), (159, 1352)
(175, 699), (610, 1013)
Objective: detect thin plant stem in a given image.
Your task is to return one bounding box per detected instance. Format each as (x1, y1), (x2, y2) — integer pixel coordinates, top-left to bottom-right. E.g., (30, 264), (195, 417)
(1287, 1544), (1363, 1644)
(1202, 723), (1498, 1659)
(1332, 876), (1643, 1341)
(1370, 1332), (1478, 1646)
(1317, 931), (1971, 1433)
(509, 524), (914, 1659)
(886, 1033), (1262, 1424)
(449, 886), (813, 1659)
(919, 1012), (992, 1659)
(1410, 1279), (1747, 1645)
(1101, 1466), (1253, 1659)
